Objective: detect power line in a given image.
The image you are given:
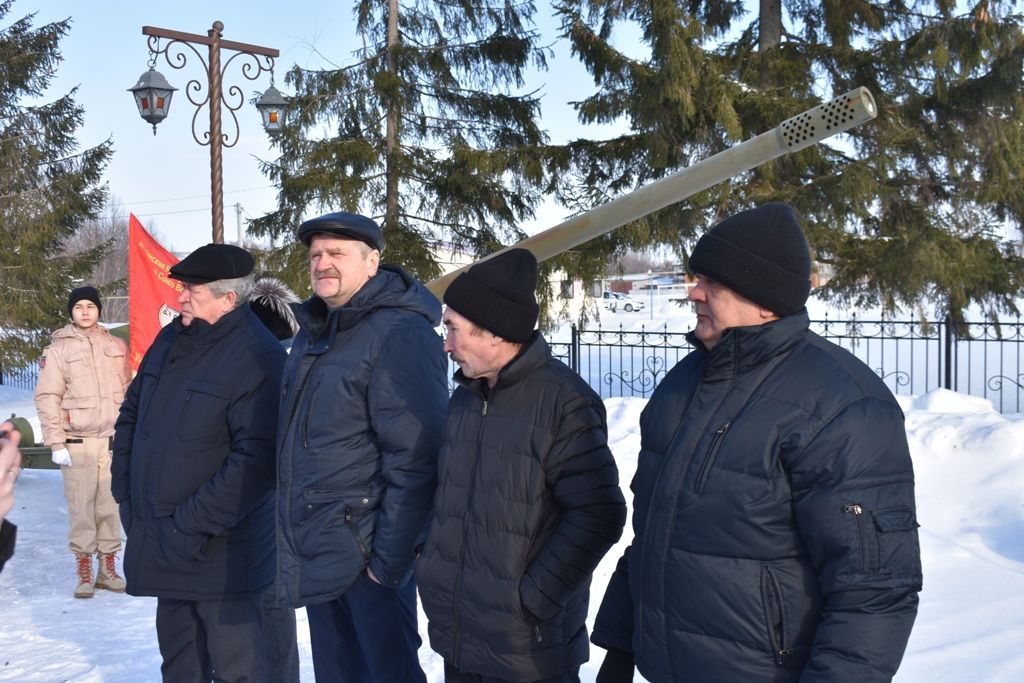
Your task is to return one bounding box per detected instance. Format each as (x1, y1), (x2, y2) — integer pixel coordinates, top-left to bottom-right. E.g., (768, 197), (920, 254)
(121, 185), (276, 206)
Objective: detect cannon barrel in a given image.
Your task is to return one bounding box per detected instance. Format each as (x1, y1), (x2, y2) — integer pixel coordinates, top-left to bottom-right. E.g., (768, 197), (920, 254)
(426, 86), (877, 298)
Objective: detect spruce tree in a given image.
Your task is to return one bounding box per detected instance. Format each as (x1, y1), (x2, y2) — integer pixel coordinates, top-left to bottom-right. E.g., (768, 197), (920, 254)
(553, 0), (1024, 323)
(0, 1), (112, 371)
(250, 0), (550, 289)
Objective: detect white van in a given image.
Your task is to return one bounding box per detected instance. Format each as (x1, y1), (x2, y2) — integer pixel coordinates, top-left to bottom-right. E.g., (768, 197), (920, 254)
(603, 291), (646, 312)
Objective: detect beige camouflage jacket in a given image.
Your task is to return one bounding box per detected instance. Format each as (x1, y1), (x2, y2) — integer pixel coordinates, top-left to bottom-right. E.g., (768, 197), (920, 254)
(34, 324), (132, 446)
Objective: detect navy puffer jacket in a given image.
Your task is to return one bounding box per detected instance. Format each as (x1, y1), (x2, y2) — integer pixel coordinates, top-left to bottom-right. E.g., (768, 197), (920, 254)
(111, 306), (285, 600)
(417, 334), (626, 680)
(272, 265), (448, 607)
(592, 311), (922, 682)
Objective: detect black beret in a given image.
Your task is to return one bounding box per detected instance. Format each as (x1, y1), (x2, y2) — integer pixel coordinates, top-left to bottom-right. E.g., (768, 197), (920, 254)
(169, 244), (255, 284)
(297, 212), (383, 251)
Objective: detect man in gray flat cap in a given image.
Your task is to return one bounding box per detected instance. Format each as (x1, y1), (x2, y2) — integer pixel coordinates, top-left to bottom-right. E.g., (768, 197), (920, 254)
(112, 243), (297, 682)
(272, 212), (448, 682)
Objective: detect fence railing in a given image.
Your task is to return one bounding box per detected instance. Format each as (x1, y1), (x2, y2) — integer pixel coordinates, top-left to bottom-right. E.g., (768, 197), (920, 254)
(6, 316), (1023, 413)
(450, 316), (1024, 413)
(0, 363), (39, 392)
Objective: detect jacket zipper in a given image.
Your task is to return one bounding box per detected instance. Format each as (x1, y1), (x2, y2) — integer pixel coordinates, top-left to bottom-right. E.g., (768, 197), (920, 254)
(301, 380), (321, 448)
(844, 503), (869, 571)
(762, 566), (793, 665)
(695, 420), (731, 493)
(344, 505), (369, 559)
(452, 396), (489, 666)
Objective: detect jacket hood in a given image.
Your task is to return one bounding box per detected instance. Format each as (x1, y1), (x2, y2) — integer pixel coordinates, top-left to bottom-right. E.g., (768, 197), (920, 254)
(293, 264), (440, 339)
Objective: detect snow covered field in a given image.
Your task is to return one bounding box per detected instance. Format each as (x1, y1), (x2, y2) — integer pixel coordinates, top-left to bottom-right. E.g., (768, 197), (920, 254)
(1, 380), (1023, 681)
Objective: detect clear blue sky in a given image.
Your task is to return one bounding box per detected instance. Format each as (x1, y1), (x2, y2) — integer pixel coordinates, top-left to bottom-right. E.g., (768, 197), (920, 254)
(26, 0), (628, 253)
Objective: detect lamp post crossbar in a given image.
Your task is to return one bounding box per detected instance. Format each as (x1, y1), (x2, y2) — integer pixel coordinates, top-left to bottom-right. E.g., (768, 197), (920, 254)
(140, 21), (280, 244)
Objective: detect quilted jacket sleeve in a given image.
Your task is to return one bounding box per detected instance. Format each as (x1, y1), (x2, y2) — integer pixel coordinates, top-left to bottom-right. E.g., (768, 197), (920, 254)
(787, 396), (922, 682)
(520, 391), (627, 622)
(33, 342), (69, 448)
(591, 546), (636, 654)
(366, 325), (448, 587)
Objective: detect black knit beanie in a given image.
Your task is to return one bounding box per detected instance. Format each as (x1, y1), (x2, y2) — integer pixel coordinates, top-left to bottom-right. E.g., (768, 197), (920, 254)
(688, 203), (811, 316)
(443, 248), (539, 343)
(68, 286), (102, 318)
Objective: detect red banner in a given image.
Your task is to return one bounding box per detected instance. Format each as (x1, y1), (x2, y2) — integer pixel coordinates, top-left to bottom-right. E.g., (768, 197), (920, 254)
(128, 214), (180, 371)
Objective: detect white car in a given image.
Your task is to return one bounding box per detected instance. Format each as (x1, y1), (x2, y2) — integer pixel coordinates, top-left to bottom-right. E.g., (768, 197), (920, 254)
(603, 291), (646, 312)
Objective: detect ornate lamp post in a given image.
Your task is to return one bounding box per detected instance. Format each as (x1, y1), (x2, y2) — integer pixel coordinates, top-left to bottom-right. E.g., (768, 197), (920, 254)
(128, 21), (283, 244)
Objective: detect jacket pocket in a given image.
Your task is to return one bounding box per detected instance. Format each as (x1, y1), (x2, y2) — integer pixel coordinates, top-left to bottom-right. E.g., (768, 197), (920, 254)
(178, 380), (230, 443)
(300, 380), (322, 449)
(872, 507), (921, 577)
(151, 506), (210, 574)
(61, 396), (98, 433)
(695, 420), (731, 493)
(297, 487), (375, 560)
(295, 487), (377, 598)
(65, 352), (91, 377)
(760, 565), (795, 666)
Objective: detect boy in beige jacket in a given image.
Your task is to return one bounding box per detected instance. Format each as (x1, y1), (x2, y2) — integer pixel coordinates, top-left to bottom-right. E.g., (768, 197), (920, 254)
(34, 286), (132, 598)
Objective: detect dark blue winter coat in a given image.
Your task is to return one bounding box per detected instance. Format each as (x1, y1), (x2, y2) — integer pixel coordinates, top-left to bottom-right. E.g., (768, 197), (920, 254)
(111, 305), (285, 600)
(416, 334), (626, 680)
(592, 311), (922, 682)
(272, 265), (448, 607)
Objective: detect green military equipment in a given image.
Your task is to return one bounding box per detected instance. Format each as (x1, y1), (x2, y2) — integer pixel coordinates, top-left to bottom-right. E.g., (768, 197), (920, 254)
(8, 413), (58, 469)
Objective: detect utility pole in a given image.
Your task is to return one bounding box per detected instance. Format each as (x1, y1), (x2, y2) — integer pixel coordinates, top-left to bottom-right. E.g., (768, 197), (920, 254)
(235, 202), (244, 245)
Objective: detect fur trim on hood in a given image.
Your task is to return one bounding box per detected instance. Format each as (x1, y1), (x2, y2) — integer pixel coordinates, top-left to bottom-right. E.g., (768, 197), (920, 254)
(251, 276), (300, 341)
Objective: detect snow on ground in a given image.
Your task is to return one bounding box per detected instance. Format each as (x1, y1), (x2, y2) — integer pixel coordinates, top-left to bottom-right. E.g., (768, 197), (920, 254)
(2, 382), (1023, 681)
(2, 293), (1023, 681)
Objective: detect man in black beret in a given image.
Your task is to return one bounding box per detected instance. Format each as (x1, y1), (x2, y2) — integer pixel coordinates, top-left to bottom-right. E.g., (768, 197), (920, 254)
(592, 204), (922, 683)
(272, 212), (448, 683)
(416, 248), (627, 683)
(112, 243), (298, 681)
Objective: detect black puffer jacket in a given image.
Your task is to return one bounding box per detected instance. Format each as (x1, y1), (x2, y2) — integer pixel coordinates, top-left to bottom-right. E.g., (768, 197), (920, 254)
(273, 266), (448, 607)
(417, 334), (627, 680)
(111, 306), (285, 600)
(592, 311), (922, 682)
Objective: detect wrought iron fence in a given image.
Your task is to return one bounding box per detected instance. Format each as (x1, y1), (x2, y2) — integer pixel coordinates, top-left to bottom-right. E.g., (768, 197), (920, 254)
(445, 315), (1024, 413)
(0, 363), (38, 392)
(6, 315), (1023, 412)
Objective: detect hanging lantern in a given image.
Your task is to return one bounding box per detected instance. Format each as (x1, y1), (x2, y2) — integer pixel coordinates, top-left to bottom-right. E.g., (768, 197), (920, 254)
(256, 84), (287, 133)
(128, 67), (177, 135)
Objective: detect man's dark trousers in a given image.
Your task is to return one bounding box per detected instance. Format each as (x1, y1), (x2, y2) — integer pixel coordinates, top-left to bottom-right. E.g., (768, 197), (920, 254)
(307, 572), (426, 682)
(156, 594), (266, 682)
(443, 661), (581, 683)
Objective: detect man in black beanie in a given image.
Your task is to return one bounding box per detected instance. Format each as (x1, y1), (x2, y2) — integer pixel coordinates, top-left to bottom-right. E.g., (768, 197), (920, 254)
(591, 204), (922, 683)
(35, 284), (131, 598)
(416, 248), (627, 683)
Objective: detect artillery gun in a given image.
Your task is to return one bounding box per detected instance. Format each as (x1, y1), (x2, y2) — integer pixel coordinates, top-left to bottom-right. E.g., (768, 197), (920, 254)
(6, 414), (58, 469)
(426, 87), (878, 299)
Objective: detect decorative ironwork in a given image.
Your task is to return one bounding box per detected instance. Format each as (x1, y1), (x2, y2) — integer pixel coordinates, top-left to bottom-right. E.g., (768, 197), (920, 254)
(988, 374), (1024, 391)
(603, 355), (666, 394)
(146, 32), (275, 149)
(876, 369), (911, 388)
(137, 21), (279, 244)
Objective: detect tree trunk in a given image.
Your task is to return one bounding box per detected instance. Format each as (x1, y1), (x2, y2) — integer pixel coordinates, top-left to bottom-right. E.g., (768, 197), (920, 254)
(759, 0), (782, 52)
(385, 0), (400, 231)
